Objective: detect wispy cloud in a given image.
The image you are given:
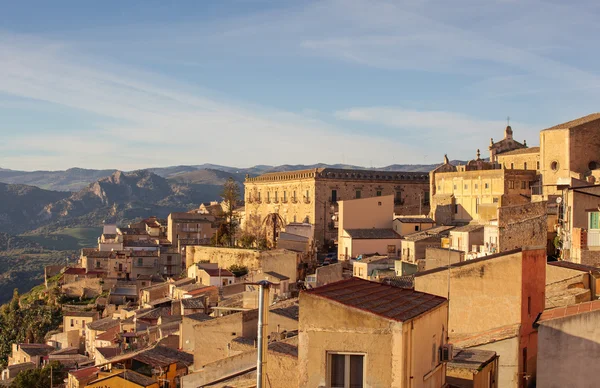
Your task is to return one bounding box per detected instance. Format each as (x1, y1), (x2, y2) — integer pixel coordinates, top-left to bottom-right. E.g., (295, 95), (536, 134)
(0, 31), (426, 171)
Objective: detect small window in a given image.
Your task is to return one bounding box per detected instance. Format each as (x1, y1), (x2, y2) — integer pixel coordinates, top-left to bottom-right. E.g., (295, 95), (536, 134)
(464, 184), (468, 189)
(453, 184), (457, 190)
(138, 258), (143, 266)
(378, 202), (382, 206)
(524, 162), (527, 170)
(167, 255), (172, 262)
(521, 181), (527, 189)
(415, 225), (420, 231)
(485, 183), (489, 189)
(509, 181), (514, 189)
(493, 198), (499, 203)
(423, 191), (430, 206)
(331, 190), (337, 202)
(536, 161), (540, 170)
(474, 184), (478, 189)
(293, 215), (297, 223)
(275, 191), (278, 201)
(267, 192), (270, 201)
(283, 191), (287, 201)
(141, 282), (146, 287)
(376, 190), (382, 196)
(510, 163), (514, 169)
(527, 296), (531, 316)
(551, 161), (559, 171)
(257, 192), (261, 200)
(355, 190), (361, 199)
(589, 212), (600, 229)
(329, 353), (364, 388)
(70, 319), (74, 327)
(437, 185), (441, 190)
(293, 191), (296, 201)
(453, 204), (458, 214)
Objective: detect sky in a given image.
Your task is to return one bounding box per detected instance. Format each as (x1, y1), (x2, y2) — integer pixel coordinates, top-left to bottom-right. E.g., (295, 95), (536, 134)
(1, 0), (600, 171)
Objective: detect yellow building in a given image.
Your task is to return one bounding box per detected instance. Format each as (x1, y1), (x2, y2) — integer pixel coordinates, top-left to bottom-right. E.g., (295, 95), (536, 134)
(430, 155), (536, 225)
(299, 277), (448, 388)
(85, 370), (159, 388)
(244, 168), (429, 248)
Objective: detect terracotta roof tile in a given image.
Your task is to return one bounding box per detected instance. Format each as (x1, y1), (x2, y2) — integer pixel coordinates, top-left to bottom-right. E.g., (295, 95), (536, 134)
(538, 300), (600, 323)
(304, 277), (446, 322)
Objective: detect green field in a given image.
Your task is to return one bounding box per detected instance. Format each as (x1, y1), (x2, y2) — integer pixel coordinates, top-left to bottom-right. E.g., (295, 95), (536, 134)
(20, 227), (102, 251)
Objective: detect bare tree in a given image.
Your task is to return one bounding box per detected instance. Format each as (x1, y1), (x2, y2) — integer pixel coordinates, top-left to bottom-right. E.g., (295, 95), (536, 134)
(221, 177), (241, 246)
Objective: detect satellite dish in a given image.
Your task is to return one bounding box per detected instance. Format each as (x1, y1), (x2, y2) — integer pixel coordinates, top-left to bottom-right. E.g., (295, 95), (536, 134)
(556, 197), (563, 204)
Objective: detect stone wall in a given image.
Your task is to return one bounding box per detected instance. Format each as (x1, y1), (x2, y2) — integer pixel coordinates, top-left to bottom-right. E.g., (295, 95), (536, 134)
(185, 247), (301, 282)
(422, 247), (464, 271)
(498, 202), (548, 252)
(61, 278), (103, 299)
(497, 150), (540, 171)
(314, 263), (343, 287)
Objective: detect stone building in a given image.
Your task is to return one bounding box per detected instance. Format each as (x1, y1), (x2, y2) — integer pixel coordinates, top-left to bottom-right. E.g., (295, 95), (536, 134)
(430, 154), (536, 225)
(244, 168), (429, 248)
(488, 125), (528, 163)
(298, 277), (448, 388)
(414, 247), (546, 388)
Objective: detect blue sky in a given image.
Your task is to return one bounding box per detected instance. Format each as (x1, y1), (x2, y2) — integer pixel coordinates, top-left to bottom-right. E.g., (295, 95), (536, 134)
(1, 0), (599, 171)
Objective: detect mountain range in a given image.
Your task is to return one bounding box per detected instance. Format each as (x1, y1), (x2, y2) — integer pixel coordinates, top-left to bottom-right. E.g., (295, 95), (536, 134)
(0, 162), (458, 192)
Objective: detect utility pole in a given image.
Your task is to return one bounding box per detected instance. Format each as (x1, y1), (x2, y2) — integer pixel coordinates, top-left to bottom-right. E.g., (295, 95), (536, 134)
(256, 280), (271, 388)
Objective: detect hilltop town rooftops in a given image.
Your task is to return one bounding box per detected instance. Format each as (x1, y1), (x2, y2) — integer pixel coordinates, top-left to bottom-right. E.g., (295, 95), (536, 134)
(394, 217), (435, 223)
(496, 146), (540, 156)
(123, 240), (159, 248)
(537, 300), (600, 324)
(543, 112), (600, 131)
(305, 277), (446, 322)
(202, 268), (234, 277)
(263, 271), (290, 281)
(117, 227), (148, 235)
(131, 345), (194, 368)
(181, 297), (205, 309)
(547, 261), (600, 275)
(345, 228), (401, 239)
(87, 317), (120, 331)
(81, 249), (113, 258)
(17, 344), (54, 357)
(448, 349), (497, 372)
(451, 323), (520, 348)
(89, 370), (156, 387)
(96, 347), (121, 359)
(402, 226), (455, 241)
(63, 310), (98, 318)
(69, 366), (99, 379)
(415, 248), (522, 277)
(185, 312), (213, 322)
(382, 275), (415, 289)
(63, 267), (86, 275)
(270, 305), (299, 321)
(245, 168), (429, 182)
(451, 224), (485, 233)
(95, 325), (120, 342)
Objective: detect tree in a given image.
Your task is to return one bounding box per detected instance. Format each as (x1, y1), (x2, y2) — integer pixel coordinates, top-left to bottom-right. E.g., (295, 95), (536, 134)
(228, 264), (249, 278)
(10, 361), (65, 388)
(221, 177), (241, 247)
(238, 233), (256, 249)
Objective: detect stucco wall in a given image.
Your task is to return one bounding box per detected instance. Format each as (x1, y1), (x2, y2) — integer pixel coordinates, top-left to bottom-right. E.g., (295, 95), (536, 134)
(414, 251), (523, 336)
(423, 248), (464, 271)
(186, 247), (300, 282)
(350, 237), (401, 258)
(471, 336), (519, 388)
(298, 292), (398, 388)
(314, 263), (343, 287)
(537, 309), (600, 388)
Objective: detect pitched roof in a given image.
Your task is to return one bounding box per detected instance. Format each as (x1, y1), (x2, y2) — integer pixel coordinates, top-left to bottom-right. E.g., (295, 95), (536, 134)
(402, 225), (455, 241)
(447, 349), (497, 372)
(95, 325), (120, 342)
(268, 341), (298, 358)
(543, 113), (600, 131)
(87, 317), (120, 331)
(382, 275), (415, 289)
(184, 312), (213, 322)
(132, 345), (194, 368)
(90, 370), (157, 387)
(415, 248), (522, 277)
(538, 300), (600, 324)
(278, 232), (309, 242)
(395, 217), (435, 223)
(451, 224), (485, 233)
(270, 305), (299, 321)
(345, 228), (401, 239)
(452, 324), (520, 348)
(81, 249), (112, 258)
(63, 310), (98, 318)
(96, 347), (121, 359)
(69, 366), (100, 381)
(181, 297), (205, 309)
(137, 307), (172, 320)
(202, 268), (235, 277)
(548, 261), (600, 275)
(18, 344), (54, 357)
(263, 271), (289, 281)
(63, 267), (87, 275)
(304, 277), (446, 322)
(496, 146), (540, 156)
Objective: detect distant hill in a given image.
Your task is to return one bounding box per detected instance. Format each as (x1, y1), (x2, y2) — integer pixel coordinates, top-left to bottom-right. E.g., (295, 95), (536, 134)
(0, 182), (70, 234)
(0, 162), (472, 192)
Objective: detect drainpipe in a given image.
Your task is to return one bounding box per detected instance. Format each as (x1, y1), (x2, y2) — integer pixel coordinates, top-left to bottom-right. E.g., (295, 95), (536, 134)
(256, 280), (271, 388)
